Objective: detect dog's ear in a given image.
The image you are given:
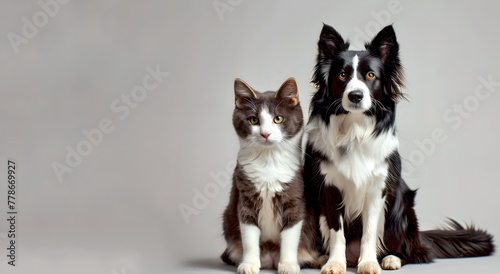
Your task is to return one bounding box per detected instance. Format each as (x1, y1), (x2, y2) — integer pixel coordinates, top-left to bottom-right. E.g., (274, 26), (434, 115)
(313, 24), (349, 86)
(318, 23), (347, 58)
(276, 77), (299, 107)
(367, 25), (399, 63)
(367, 25), (406, 101)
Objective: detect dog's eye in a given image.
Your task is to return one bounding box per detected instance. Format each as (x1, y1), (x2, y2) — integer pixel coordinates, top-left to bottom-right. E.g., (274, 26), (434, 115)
(248, 116), (259, 125)
(338, 72), (347, 81)
(366, 71), (376, 80)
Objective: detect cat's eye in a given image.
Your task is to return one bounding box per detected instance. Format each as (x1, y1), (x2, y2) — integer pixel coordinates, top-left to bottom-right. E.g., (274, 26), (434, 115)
(248, 116), (259, 125)
(273, 115), (284, 124)
(366, 71), (376, 80)
(338, 71), (347, 81)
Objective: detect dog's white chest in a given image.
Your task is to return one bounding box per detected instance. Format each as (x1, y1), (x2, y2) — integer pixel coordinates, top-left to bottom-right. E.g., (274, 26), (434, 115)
(311, 115), (398, 183)
(330, 136), (392, 186)
(308, 115), (398, 218)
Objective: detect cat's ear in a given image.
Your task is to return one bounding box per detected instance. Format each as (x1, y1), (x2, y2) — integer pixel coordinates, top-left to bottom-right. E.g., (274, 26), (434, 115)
(276, 77), (299, 106)
(234, 78), (258, 108)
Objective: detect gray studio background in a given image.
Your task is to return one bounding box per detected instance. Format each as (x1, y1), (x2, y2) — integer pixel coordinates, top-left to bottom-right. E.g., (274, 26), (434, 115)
(1, 1), (499, 274)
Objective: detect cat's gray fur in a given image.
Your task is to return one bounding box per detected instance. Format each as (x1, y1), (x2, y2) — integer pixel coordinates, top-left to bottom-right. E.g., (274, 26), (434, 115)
(221, 78), (320, 274)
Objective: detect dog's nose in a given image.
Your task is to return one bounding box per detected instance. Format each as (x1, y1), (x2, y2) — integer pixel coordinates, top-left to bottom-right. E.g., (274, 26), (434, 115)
(348, 90), (364, 103)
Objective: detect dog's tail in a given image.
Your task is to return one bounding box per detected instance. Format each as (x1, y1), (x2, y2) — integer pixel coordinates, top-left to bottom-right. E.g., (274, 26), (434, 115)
(420, 219), (494, 258)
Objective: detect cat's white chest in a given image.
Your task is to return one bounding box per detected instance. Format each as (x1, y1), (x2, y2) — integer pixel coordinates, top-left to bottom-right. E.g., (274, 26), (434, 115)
(242, 163), (290, 192)
(239, 148), (300, 190)
(258, 193), (281, 242)
(237, 132), (302, 242)
(239, 147), (300, 243)
(243, 160), (291, 242)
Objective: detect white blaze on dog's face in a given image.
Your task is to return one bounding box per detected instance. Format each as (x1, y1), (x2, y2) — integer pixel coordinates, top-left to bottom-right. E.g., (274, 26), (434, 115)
(341, 55), (372, 112)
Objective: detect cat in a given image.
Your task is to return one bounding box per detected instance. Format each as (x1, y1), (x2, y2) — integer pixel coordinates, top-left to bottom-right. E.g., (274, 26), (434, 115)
(221, 77), (320, 274)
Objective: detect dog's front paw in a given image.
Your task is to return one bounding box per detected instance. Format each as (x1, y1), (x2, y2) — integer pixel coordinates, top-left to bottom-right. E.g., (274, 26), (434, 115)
(357, 261), (381, 274)
(381, 255), (402, 270)
(278, 261), (300, 274)
(237, 262), (260, 274)
(321, 261), (346, 274)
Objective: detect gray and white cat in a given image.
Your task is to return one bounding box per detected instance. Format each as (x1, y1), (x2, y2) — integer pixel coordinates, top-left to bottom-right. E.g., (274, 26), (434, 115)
(221, 78), (319, 274)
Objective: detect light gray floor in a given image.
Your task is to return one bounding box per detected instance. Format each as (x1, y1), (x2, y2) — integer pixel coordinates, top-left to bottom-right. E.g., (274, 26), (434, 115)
(177, 255), (499, 274)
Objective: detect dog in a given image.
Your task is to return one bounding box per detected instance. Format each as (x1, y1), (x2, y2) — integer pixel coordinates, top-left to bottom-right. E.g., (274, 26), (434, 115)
(303, 23), (494, 274)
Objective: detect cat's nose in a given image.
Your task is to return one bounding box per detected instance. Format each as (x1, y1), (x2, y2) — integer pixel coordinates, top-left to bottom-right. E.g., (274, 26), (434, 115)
(261, 132), (271, 139)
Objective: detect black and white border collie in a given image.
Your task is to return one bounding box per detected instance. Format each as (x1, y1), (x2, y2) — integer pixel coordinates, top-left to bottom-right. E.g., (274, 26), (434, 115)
(304, 24), (494, 274)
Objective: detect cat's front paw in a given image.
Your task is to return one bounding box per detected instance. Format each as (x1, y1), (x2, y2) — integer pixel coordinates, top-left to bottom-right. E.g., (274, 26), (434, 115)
(278, 261), (300, 274)
(357, 261), (381, 274)
(237, 262), (260, 274)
